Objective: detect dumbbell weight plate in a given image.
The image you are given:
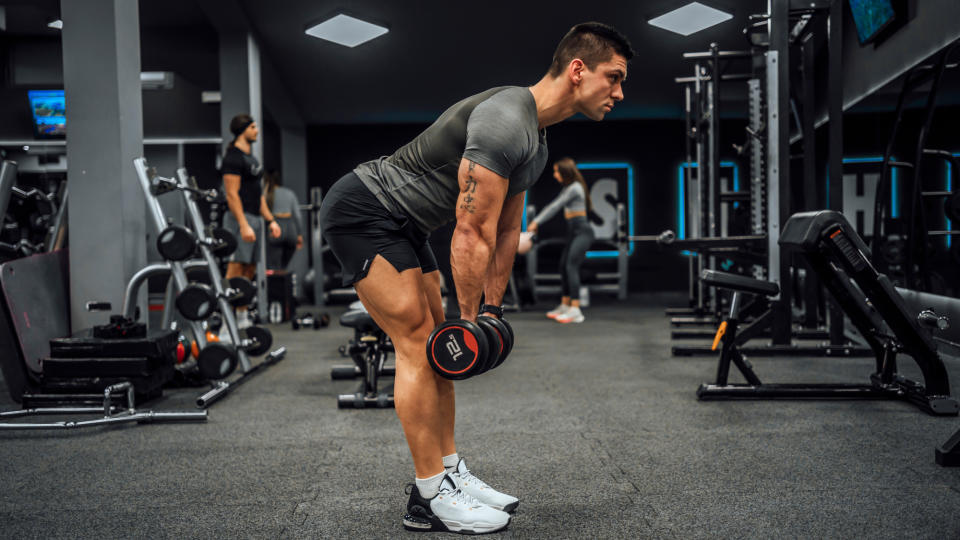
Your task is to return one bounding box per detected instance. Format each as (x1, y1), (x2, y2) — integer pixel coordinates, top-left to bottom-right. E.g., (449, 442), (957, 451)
(210, 227), (238, 258)
(196, 342), (238, 379)
(951, 242), (960, 266)
(879, 238), (906, 266)
(315, 313), (331, 329)
(427, 320), (488, 380)
(226, 276), (257, 307)
(242, 325), (273, 356)
(476, 316), (508, 374)
(175, 283), (217, 321)
(487, 317), (514, 370)
(156, 224), (197, 262)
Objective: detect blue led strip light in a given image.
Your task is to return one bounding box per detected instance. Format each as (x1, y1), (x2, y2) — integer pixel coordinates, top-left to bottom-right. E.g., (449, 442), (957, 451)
(839, 156), (899, 217)
(676, 161), (740, 256)
(949, 153), (957, 248)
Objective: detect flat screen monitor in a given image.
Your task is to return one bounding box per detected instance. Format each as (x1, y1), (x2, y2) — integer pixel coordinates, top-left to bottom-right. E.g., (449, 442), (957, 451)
(848, 0), (896, 45)
(27, 90), (66, 138)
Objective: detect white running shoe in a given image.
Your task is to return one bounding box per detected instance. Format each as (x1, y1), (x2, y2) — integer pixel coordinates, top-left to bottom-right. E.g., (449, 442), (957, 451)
(450, 459), (519, 513)
(217, 324), (232, 344)
(546, 304), (569, 319)
(402, 474), (510, 534)
(236, 310), (252, 330)
(555, 307), (585, 324)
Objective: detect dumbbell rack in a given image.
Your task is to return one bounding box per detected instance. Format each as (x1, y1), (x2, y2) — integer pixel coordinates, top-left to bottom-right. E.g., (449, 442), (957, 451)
(132, 158), (210, 359)
(175, 167), (287, 406)
(132, 158), (285, 407)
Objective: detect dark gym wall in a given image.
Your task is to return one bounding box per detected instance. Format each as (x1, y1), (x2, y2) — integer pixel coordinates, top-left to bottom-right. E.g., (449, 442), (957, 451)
(306, 118), (753, 293)
(841, 0), (960, 112)
(0, 26), (220, 141)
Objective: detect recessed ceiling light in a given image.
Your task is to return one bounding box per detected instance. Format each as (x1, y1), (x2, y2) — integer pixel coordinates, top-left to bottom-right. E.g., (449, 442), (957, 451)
(305, 14), (388, 48)
(48, 19), (63, 30)
(648, 2), (733, 36)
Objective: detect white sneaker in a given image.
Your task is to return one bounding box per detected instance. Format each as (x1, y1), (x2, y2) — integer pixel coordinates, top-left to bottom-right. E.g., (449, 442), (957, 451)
(449, 459), (519, 513)
(555, 307), (585, 324)
(546, 303), (569, 319)
(236, 310), (252, 330)
(403, 474), (510, 534)
(217, 324), (232, 344)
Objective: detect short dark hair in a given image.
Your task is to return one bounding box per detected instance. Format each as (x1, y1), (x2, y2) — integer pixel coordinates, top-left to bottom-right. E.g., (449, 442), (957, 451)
(229, 113), (255, 137)
(548, 22), (635, 78)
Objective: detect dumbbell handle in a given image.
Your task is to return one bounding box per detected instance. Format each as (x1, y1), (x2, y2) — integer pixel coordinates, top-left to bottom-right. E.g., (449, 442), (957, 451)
(918, 309), (950, 331)
(198, 237), (226, 248)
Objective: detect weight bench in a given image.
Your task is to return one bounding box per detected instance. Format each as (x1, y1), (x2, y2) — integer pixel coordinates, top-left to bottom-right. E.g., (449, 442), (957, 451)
(697, 210), (959, 417)
(333, 309), (394, 409)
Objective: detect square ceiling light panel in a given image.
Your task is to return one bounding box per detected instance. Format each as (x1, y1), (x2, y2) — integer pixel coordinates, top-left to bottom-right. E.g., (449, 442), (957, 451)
(648, 2), (733, 36)
(305, 14), (388, 48)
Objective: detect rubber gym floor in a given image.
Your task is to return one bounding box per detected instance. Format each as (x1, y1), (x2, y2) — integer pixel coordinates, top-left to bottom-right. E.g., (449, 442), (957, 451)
(1, 293), (959, 539)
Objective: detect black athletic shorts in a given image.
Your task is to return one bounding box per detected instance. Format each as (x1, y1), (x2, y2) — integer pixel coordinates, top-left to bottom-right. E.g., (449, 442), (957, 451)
(318, 171), (438, 287)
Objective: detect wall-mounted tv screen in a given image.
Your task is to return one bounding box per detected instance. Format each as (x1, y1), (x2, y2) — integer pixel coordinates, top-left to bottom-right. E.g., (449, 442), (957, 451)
(848, 0), (896, 45)
(28, 89), (66, 138)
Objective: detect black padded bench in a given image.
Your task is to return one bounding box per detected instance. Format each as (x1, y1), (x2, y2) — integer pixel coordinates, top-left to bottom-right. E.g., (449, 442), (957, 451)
(700, 269), (779, 297)
(697, 210), (959, 419)
(333, 308), (394, 409)
(339, 309), (379, 333)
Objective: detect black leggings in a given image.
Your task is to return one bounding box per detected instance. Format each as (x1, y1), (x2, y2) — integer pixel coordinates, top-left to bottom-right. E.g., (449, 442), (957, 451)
(559, 217), (594, 301)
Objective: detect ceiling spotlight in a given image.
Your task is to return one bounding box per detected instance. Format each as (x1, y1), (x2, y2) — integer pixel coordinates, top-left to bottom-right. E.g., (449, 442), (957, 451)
(648, 2), (733, 36)
(47, 19), (63, 30)
(305, 14), (388, 48)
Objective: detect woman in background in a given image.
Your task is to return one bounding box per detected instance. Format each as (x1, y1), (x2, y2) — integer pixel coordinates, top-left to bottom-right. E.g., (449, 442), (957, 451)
(526, 157), (594, 323)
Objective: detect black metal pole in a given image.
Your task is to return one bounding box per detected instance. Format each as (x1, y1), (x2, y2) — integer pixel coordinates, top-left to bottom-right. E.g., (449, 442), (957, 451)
(801, 34), (820, 329)
(827, 0), (845, 346)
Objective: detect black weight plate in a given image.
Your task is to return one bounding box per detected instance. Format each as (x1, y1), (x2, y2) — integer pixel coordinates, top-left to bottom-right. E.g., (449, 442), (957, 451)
(242, 326), (273, 356)
(484, 317), (514, 370)
(427, 320), (487, 380)
(226, 276), (256, 307)
(157, 225), (197, 262)
(316, 313), (330, 328)
(880, 238), (906, 266)
(175, 283), (217, 321)
(197, 342), (238, 379)
(210, 227), (238, 258)
(951, 242), (960, 266)
(476, 317), (506, 374)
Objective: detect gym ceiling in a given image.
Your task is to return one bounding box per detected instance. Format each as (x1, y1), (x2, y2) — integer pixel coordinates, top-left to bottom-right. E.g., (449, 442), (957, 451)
(2, 0), (958, 125)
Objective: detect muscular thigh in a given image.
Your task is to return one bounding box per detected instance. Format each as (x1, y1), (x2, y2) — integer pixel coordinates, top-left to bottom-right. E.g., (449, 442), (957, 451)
(354, 255), (432, 339)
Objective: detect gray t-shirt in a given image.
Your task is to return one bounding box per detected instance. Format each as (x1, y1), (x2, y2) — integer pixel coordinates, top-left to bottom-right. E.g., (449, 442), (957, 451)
(269, 186), (302, 236)
(532, 182), (587, 225)
(354, 86), (548, 233)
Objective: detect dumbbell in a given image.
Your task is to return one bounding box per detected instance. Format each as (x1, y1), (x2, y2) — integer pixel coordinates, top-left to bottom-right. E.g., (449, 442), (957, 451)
(156, 224), (238, 262)
(292, 312), (330, 330)
(426, 313), (514, 380)
(194, 325), (273, 380)
(175, 276), (257, 320)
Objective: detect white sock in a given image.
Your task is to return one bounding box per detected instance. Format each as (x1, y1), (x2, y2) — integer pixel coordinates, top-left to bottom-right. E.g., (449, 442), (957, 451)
(415, 470), (446, 499)
(442, 453), (460, 470)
